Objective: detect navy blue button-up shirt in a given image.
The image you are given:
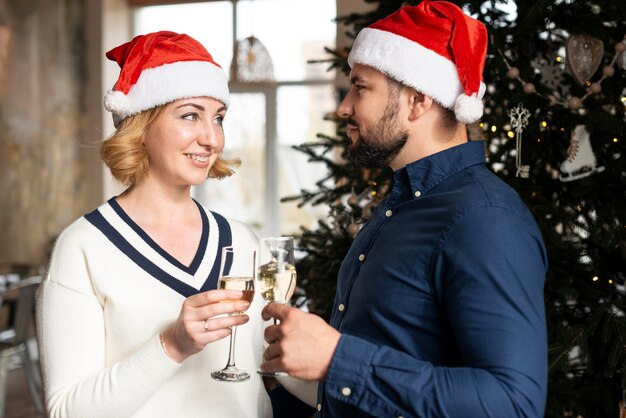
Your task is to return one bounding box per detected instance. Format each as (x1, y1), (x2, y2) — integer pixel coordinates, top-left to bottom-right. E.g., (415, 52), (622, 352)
(317, 141), (548, 418)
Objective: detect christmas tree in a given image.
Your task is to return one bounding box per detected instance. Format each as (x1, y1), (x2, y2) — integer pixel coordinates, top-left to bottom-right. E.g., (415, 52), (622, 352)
(284, 0), (626, 416)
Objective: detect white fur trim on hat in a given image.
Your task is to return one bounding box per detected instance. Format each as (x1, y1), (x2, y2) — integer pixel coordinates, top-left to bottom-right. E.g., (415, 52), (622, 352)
(348, 28), (485, 123)
(454, 93), (484, 124)
(104, 60), (230, 126)
(104, 90), (132, 114)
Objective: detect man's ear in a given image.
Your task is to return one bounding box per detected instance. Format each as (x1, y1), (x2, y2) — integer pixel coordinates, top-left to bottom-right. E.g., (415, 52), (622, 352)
(408, 90), (433, 121)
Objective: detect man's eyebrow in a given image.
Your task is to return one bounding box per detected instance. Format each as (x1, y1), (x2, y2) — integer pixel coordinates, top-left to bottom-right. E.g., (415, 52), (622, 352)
(350, 75), (364, 85)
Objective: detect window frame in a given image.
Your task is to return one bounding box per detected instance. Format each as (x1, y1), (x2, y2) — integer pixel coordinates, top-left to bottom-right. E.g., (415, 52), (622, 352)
(131, 0), (336, 235)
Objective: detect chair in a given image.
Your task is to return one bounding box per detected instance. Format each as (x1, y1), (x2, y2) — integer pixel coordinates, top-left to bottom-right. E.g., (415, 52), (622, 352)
(0, 275), (44, 417)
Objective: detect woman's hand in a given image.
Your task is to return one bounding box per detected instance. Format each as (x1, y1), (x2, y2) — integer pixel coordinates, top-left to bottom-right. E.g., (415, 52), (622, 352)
(161, 289), (251, 363)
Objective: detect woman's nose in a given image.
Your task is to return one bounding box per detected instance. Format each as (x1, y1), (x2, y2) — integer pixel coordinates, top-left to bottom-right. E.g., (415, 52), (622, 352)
(198, 122), (221, 148)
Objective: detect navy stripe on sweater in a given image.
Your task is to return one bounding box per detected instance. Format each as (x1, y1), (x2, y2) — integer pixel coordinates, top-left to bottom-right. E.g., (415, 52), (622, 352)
(85, 202), (232, 297)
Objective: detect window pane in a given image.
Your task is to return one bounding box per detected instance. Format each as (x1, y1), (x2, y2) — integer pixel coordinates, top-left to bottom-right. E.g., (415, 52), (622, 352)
(193, 93), (266, 231)
(133, 2), (234, 77)
(277, 85), (336, 234)
(236, 0), (336, 81)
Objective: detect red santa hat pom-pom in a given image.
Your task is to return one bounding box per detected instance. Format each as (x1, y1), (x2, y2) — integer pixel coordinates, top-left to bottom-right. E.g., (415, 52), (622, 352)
(104, 90), (132, 115)
(454, 93), (484, 124)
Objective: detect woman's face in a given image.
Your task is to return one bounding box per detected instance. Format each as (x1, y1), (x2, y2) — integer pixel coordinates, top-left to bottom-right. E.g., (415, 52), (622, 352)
(143, 97), (226, 188)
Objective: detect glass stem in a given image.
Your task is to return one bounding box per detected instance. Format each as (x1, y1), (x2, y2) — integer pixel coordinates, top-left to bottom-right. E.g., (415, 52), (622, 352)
(225, 325), (238, 369)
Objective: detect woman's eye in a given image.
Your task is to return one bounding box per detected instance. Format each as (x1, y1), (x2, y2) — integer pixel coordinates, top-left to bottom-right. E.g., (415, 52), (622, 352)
(182, 113), (198, 121)
(214, 115), (225, 126)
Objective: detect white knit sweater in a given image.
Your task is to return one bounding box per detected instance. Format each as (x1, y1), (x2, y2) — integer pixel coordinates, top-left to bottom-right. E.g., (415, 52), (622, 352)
(36, 199), (272, 418)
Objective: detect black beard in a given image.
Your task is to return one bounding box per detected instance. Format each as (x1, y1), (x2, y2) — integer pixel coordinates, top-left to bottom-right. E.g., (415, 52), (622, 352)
(347, 99), (408, 169)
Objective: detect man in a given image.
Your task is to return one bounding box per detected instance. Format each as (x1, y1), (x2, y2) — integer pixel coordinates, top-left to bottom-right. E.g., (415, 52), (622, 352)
(262, 1), (548, 417)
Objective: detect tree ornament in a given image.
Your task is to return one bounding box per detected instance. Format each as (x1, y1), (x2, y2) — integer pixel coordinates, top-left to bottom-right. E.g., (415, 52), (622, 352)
(568, 97), (582, 110)
(531, 55), (566, 92)
(507, 104), (531, 178)
(559, 125), (605, 182)
(347, 194), (359, 206)
(565, 34), (604, 86)
(616, 42), (626, 53)
(499, 34), (625, 112)
(506, 67), (519, 79)
(362, 206), (372, 221)
(590, 82), (602, 94)
(523, 83), (536, 94)
(230, 36), (275, 83)
(347, 223), (360, 237)
(602, 65), (615, 77)
(547, 94), (559, 105)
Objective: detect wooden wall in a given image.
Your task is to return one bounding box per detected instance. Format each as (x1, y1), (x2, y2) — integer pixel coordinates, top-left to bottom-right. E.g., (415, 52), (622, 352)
(0, 0), (101, 267)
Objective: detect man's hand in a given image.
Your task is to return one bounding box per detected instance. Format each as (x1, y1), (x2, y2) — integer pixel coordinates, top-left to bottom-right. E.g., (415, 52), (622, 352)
(260, 303), (341, 380)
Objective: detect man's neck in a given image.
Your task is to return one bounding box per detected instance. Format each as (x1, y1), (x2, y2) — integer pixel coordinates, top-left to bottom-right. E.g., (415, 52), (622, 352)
(390, 124), (468, 170)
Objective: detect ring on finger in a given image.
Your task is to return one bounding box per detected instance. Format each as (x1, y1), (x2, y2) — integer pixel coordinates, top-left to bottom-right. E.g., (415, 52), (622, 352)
(204, 319), (209, 332)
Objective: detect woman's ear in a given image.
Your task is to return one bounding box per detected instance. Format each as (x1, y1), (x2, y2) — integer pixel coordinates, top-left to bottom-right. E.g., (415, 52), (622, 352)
(408, 90), (433, 121)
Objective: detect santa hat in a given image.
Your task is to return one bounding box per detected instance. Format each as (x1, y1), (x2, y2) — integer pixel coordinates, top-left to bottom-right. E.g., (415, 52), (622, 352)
(348, 0), (488, 124)
(104, 31), (229, 127)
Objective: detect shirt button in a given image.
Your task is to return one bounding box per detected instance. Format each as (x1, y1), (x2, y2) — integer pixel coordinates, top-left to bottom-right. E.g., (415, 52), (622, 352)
(414, 190), (422, 197)
(385, 209), (393, 217)
(358, 254), (365, 261)
(316, 403), (322, 411)
(341, 387), (352, 396)
(338, 303), (345, 312)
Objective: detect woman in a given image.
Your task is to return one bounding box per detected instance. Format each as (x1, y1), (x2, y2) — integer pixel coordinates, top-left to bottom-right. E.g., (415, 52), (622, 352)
(36, 31), (272, 417)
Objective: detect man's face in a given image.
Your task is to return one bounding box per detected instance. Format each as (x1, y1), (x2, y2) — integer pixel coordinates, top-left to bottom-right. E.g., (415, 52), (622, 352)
(337, 64), (408, 169)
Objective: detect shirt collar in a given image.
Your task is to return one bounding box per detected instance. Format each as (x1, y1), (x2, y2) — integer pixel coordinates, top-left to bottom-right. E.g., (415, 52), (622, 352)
(395, 141), (486, 197)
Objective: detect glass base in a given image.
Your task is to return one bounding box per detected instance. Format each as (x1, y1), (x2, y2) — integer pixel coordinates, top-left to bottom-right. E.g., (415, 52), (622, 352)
(211, 366), (250, 382)
(257, 368), (288, 377)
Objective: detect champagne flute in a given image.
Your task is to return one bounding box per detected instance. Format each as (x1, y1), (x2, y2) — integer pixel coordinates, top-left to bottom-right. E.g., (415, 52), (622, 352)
(257, 236), (297, 376)
(211, 246), (256, 382)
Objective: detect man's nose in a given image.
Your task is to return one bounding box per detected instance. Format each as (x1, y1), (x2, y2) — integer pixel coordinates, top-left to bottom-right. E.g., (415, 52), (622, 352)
(336, 92), (353, 119)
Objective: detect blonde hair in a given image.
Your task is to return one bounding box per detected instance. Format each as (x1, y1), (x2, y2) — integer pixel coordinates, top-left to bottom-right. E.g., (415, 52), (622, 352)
(101, 106), (240, 188)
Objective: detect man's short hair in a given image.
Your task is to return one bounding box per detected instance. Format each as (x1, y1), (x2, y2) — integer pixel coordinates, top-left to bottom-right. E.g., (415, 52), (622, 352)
(386, 76), (459, 133)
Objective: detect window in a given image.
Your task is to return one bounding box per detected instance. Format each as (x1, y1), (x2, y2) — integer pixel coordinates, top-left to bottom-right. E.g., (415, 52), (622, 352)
(133, 0), (336, 236)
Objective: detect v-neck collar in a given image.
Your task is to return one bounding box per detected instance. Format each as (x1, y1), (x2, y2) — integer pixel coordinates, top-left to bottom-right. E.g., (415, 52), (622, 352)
(84, 198), (233, 297)
(108, 197), (208, 275)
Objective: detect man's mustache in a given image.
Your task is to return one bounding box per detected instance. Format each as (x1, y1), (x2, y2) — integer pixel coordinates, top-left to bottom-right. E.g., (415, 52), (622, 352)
(346, 118), (359, 128)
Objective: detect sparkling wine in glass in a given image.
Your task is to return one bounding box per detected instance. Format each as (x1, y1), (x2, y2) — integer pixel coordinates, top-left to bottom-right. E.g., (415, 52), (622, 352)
(257, 237), (297, 376)
(211, 246), (256, 382)
(258, 237), (297, 305)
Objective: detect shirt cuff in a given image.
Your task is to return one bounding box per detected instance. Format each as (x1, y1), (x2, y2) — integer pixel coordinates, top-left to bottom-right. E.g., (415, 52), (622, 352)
(324, 334), (377, 407)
